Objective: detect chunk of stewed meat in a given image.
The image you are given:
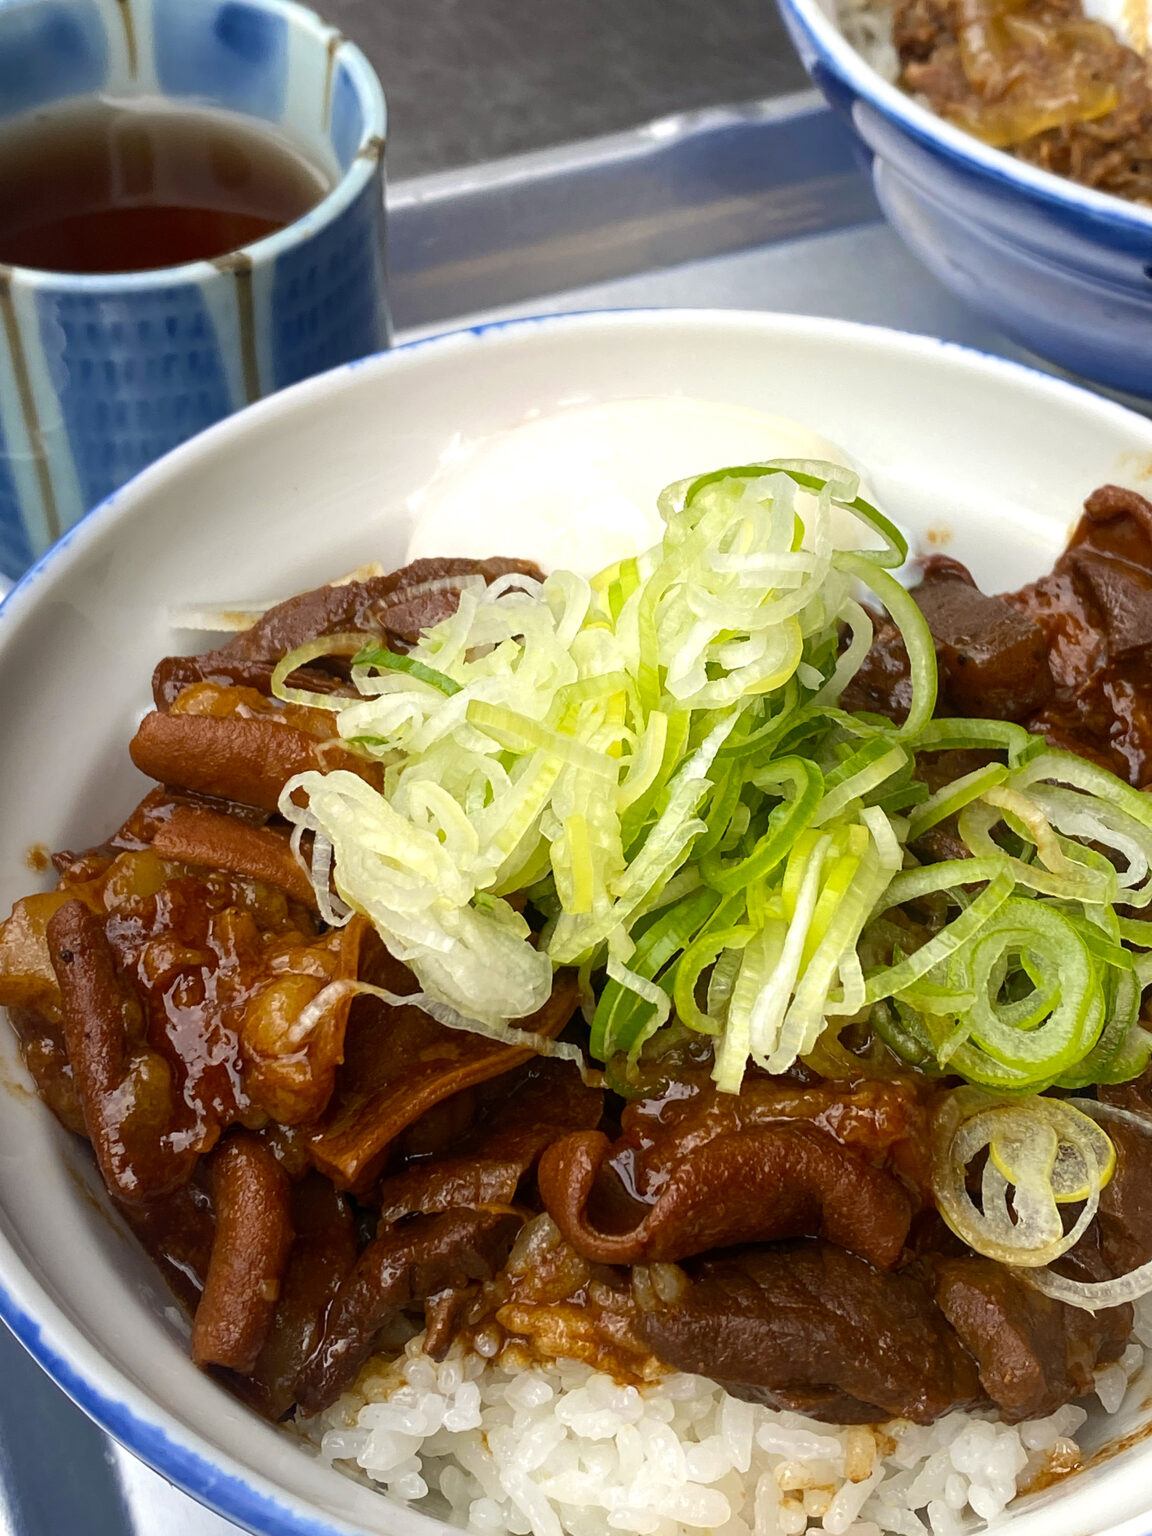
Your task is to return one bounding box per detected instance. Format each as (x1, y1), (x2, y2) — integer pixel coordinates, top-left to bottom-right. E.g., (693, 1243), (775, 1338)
(1090, 1115), (1152, 1277)
(841, 558), (1053, 724)
(47, 899), (196, 1202)
(243, 1174), (359, 1419)
(912, 557), (1054, 719)
(191, 1134), (295, 1374)
(152, 557), (543, 706)
(539, 1123), (912, 1270)
(377, 1058), (603, 1221)
(635, 1241), (983, 1424)
(1011, 485), (1152, 783)
(932, 1256), (1131, 1422)
(538, 1075), (931, 1270)
(128, 710), (381, 812)
(295, 1207), (522, 1414)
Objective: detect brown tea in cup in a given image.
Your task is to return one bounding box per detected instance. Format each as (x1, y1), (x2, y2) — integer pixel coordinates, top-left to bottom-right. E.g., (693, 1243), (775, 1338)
(0, 95), (333, 274)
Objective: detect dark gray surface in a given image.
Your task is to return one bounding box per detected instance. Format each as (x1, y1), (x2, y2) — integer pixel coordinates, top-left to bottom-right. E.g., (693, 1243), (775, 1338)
(318, 0), (808, 178)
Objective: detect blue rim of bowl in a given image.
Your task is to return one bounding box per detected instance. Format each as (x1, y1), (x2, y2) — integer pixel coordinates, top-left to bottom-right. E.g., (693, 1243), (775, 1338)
(777, 0), (1152, 239)
(3, 307), (1152, 1534)
(0, 0), (386, 294)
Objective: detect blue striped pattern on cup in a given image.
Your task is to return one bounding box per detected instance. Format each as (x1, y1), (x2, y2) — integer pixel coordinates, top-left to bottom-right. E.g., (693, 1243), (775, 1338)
(0, 0), (389, 580)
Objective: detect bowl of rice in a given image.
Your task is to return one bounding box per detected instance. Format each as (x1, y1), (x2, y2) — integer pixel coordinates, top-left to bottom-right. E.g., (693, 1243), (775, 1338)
(773, 0), (1152, 399)
(6, 309), (1152, 1536)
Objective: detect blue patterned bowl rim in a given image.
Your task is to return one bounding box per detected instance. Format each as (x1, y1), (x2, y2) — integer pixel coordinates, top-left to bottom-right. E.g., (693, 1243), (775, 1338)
(0, 0), (387, 293)
(779, 0), (1152, 236)
(4, 307), (1152, 1533)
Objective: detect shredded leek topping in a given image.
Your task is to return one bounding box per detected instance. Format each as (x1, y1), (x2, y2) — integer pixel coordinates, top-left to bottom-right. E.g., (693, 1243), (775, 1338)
(276, 459), (1152, 1087)
(273, 458), (1152, 1295)
(265, 454), (1152, 1296)
(1026, 1100), (1152, 1311)
(933, 1087), (1114, 1268)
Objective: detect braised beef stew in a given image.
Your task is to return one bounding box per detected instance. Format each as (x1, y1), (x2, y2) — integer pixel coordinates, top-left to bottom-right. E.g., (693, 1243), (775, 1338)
(3, 509), (1152, 1435)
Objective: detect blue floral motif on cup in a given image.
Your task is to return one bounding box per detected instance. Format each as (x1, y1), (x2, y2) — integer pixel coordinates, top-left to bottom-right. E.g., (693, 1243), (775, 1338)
(154, 0), (288, 123)
(0, 0), (107, 120)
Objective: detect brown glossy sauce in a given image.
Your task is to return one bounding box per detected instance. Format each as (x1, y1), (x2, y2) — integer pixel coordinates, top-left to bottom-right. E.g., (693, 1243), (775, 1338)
(1010, 485), (1152, 784)
(892, 0), (1152, 207)
(98, 855), (313, 1150)
(2, 543), (1151, 1434)
(843, 485), (1152, 788)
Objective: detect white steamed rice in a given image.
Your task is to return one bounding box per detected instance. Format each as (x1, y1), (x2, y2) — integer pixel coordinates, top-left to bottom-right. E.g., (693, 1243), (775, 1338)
(833, 0), (901, 83)
(301, 1295), (1152, 1536)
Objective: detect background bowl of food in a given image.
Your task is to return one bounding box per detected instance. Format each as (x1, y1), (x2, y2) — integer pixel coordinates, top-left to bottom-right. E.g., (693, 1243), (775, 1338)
(773, 0), (1152, 399)
(6, 308), (1152, 1536)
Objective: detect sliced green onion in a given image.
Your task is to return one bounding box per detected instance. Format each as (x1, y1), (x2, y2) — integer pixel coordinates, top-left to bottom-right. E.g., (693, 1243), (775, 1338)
(702, 758), (823, 894)
(265, 456), (1152, 1097)
(933, 1089), (1112, 1267)
(354, 644), (462, 696)
(837, 555), (938, 738)
(908, 762), (1009, 840)
(271, 632), (375, 708)
(591, 886), (721, 1060)
(466, 700), (616, 779)
(863, 870), (1015, 1003)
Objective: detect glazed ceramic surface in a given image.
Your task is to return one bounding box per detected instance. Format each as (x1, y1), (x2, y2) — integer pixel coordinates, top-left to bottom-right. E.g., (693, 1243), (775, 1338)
(773, 0), (1152, 403)
(2, 310), (1152, 1536)
(0, 0), (388, 580)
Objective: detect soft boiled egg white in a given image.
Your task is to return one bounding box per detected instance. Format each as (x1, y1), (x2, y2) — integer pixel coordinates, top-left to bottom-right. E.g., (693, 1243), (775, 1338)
(404, 398), (883, 576)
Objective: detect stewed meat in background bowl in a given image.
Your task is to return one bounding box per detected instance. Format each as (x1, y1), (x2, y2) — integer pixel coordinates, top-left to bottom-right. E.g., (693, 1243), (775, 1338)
(774, 0), (1152, 399)
(5, 310), (1152, 1536)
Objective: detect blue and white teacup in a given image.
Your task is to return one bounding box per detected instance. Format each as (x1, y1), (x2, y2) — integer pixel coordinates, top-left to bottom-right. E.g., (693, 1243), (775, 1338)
(0, 0), (389, 580)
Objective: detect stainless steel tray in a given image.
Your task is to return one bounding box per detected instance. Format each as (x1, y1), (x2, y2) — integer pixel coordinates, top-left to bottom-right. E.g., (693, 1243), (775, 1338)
(386, 89), (1038, 366)
(0, 89), (1085, 1536)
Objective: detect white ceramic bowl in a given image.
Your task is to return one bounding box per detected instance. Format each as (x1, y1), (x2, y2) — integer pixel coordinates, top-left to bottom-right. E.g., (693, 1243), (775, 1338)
(3, 310), (1152, 1536)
